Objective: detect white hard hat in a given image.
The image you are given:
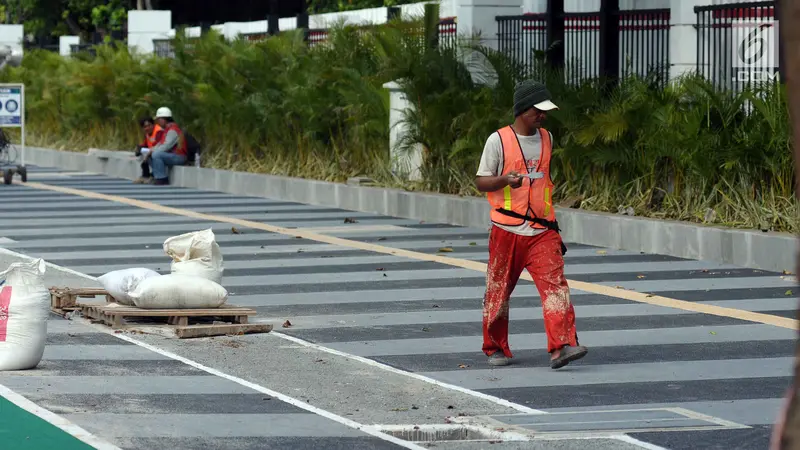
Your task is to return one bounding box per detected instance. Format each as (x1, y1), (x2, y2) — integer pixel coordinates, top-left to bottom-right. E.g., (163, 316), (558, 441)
(155, 107), (172, 119)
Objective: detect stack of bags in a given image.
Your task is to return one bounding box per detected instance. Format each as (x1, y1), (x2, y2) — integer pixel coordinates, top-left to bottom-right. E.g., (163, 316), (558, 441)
(0, 259), (50, 371)
(98, 229), (228, 309)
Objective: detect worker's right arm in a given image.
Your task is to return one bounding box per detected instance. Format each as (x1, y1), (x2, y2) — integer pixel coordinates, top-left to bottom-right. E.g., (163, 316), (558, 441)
(151, 129), (178, 154)
(474, 132), (522, 192)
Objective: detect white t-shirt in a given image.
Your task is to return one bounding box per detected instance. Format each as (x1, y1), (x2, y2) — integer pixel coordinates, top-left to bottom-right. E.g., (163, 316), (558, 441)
(476, 129), (553, 237)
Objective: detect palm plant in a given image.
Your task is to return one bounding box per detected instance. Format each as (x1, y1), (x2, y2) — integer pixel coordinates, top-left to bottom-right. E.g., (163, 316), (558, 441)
(0, 15), (793, 232)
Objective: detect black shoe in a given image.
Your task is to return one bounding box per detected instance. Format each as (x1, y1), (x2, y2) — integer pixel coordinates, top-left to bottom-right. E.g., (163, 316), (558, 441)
(550, 345), (588, 369)
(153, 178), (170, 185)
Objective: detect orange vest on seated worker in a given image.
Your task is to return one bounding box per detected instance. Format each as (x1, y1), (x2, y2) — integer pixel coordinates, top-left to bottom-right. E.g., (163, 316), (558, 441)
(144, 124), (163, 149)
(158, 122), (188, 157)
(487, 126), (557, 230)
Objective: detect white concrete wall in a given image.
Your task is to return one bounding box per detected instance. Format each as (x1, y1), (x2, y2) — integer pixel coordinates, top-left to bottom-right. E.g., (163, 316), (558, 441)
(400, 1), (457, 19)
(457, 0), (524, 49)
(128, 10), (171, 55)
(0, 25), (24, 53)
(311, 7), (389, 29)
(185, 27), (202, 39)
(280, 17), (298, 32)
(670, 0), (706, 80)
(59, 36), (81, 56)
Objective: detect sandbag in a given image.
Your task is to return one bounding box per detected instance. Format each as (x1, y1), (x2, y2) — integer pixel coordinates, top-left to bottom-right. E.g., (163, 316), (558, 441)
(129, 274), (228, 309)
(0, 259), (49, 371)
(163, 229), (224, 284)
(97, 268), (161, 306)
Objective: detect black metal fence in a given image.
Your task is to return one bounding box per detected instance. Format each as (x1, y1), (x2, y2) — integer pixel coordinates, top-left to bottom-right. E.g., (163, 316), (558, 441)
(496, 13), (547, 77)
(438, 17), (458, 49)
(563, 12), (598, 84)
(497, 8), (670, 86)
(695, 1), (781, 91)
(70, 44), (97, 57)
(618, 9), (670, 83)
(305, 17), (458, 50)
(153, 39), (175, 58)
(24, 32), (126, 57)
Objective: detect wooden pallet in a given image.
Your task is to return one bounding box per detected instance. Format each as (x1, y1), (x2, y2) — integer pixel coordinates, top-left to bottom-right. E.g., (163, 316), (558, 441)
(49, 287), (113, 314)
(78, 303), (271, 338)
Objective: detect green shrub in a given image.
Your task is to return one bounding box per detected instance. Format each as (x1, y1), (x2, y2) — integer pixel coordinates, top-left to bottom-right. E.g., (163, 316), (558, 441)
(0, 21), (795, 233)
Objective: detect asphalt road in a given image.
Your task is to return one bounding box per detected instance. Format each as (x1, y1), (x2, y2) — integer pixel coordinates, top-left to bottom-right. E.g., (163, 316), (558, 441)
(0, 166), (793, 450)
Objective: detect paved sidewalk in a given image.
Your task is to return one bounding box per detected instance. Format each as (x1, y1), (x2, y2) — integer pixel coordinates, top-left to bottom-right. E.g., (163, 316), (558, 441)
(0, 166), (793, 449)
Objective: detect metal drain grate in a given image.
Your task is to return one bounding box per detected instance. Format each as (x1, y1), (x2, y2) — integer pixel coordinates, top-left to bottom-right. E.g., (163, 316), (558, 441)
(376, 424), (530, 443)
(479, 407), (750, 435)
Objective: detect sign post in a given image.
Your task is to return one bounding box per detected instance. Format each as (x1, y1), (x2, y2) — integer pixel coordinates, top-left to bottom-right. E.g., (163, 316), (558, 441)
(0, 83), (24, 167)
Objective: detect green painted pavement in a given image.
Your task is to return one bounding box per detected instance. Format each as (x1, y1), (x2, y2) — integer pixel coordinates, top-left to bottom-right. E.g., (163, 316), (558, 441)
(0, 396), (96, 450)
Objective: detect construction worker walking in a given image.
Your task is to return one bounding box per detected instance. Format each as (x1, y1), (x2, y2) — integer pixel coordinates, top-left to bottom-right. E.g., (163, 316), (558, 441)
(475, 79), (588, 369)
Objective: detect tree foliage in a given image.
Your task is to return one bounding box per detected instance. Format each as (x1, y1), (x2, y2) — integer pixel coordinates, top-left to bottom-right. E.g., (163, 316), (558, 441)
(1, 0), (133, 40)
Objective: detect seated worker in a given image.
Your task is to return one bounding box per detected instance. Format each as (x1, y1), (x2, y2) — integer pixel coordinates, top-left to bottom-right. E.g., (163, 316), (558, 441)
(145, 107), (188, 185)
(134, 117), (163, 184)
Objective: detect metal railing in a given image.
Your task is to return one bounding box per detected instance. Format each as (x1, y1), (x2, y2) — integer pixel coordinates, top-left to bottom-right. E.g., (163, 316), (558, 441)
(695, 1), (781, 91)
(438, 17), (458, 49)
(496, 13), (547, 77)
(70, 44), (97, 57)
(564, 12), (598, 84)
(306, 18), (457, 50)
(153, 39), (175, 58)
(618, 9), (670, 84)
(497, 9), (670, 85)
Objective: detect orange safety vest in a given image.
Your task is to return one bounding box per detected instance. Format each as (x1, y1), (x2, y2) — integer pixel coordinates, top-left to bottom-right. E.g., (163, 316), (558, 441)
(160, 122), (188, 157)
(145, 124), (163, 148)
(487, 126), (558, 230)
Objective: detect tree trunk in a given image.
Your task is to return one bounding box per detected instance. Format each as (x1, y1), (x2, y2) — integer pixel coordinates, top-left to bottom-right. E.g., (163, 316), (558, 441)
(145, 0), (154, 10)
(64, 15), (83, 37)
(775, 1), (800, 449)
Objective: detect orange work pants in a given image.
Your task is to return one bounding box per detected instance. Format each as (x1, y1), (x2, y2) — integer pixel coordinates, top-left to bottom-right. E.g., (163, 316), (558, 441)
(482, 227), (579, 357)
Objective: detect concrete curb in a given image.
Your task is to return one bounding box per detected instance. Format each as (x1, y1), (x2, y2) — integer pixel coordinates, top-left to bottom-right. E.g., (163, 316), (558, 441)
(22, 146), (799, 273)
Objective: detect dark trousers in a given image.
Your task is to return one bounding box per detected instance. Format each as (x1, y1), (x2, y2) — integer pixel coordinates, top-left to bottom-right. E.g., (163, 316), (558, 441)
(141, 160), (151, 178)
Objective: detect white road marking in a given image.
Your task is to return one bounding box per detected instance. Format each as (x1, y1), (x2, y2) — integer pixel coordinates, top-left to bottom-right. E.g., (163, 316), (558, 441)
(112, 333), (427, 450)
(272, 331), (546, 414)
(611, 434), (671, 450)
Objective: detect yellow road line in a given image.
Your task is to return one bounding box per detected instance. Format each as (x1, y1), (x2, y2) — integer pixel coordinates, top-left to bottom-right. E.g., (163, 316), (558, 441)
(23, 181), (799, 330)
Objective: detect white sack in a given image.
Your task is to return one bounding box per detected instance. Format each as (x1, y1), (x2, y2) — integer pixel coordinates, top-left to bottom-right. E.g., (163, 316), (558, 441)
(97, 268), (161, 305)
(163, 229), (224, 284)
(129, 274), (228, 309)
(0, 259), (49, 371)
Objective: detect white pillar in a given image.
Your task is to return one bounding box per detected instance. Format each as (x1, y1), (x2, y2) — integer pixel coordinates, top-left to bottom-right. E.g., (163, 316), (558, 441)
(457, 0), (524, 50)
(383, 81), (423, 181)
(0, 25), (23, 53)
(59, 36), (81, 56)
(522, 0), (546, 13)
(669, 0), (708, 80)
(127, 10), (172, 55)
